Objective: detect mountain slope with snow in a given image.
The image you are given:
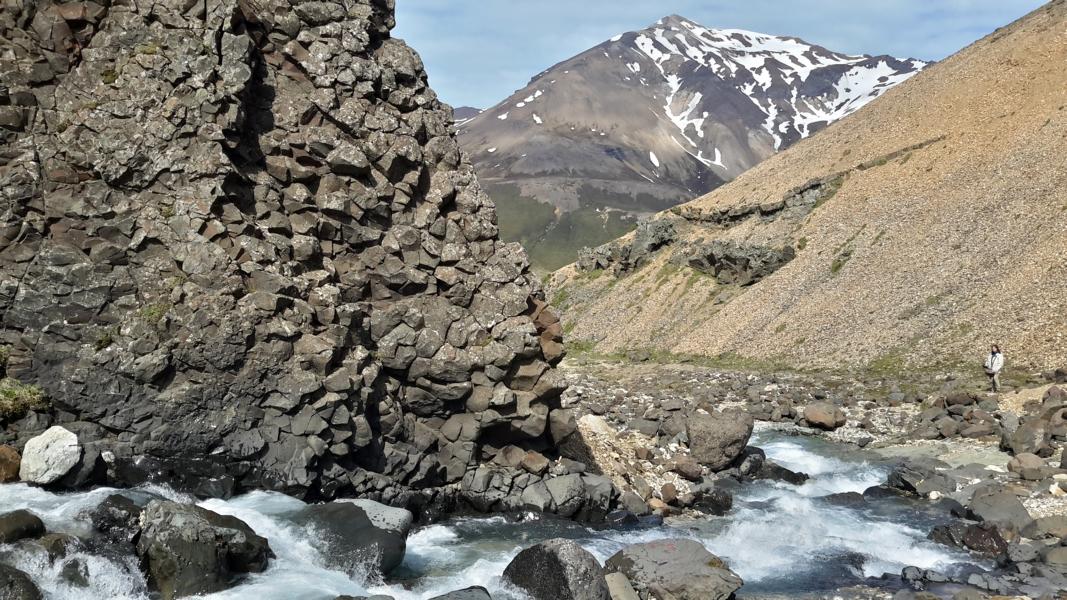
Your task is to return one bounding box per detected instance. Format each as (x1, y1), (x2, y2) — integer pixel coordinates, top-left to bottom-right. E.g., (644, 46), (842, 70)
(458, 15), (925, 270)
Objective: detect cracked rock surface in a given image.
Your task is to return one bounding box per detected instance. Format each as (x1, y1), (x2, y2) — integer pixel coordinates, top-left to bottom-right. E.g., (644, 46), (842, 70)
(0, 0), (573, 510)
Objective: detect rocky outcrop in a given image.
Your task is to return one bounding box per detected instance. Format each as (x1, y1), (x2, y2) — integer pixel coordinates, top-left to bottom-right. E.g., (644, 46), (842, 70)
(683, 240), (795, 286)
(137, 500), (272, 599)
(17, 426), (80, 484)
(0, 0), (569, 507)
(603, 539), (743, 600)
(502, 538), (609, 600)
(577, 219), (676, 275)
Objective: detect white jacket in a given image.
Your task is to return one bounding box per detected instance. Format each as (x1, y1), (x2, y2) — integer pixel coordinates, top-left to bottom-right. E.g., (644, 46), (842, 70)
(984, 352), (1004, 374)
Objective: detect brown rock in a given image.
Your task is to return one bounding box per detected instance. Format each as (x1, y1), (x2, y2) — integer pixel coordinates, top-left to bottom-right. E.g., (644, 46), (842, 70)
(803, 402), (847, 431)
(520, 451), (550, 475)
(0, 446), (20, 483)
(660, 483), (678, 505)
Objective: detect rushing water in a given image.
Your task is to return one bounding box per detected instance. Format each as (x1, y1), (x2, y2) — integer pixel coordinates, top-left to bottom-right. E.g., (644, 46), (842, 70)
(0, 430), (982, 599)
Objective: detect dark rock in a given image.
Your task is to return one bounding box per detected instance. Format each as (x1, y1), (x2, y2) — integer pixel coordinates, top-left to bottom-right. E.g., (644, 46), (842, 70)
(823, 492), (866, 507)
(428, 588), (492, 600)
(291, 500), (413, 576)
(604, 538), (742, 600)
(754, 459), (809, 485)
(685, 240), (795, 286)
(502, 538), (609, 600)
(928, 521), (1007, 556)
(887, 461), (954, 496)
(0, 564), (42, 600)
(0, 0), (567, 506)
(137, 500), (273, 600)
(617, 491), (650, 517)
(670, 456), (704, 481)
(88, 494), (143, 544)
(0, 509), (45, 544)
(685, 410), (753, 471)
(1004, 420), (1052, 457)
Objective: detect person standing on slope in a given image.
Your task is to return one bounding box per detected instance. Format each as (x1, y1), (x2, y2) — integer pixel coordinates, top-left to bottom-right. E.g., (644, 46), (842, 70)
(983, 344), (1005, 393)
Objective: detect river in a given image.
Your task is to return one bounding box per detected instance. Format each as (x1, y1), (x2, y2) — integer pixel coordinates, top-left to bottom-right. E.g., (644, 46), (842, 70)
(0, 429), (982, 599)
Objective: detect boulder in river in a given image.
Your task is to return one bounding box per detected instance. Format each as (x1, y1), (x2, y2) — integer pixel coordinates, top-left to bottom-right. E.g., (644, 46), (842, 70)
(502, 538), (609, 600)
(803, 402), (847, 430)
(0, 445), (20, 482)
(685, 409), (753, 471)
(89, 494), (144, 544)
(604, 538), (742, 600)
(291, 499), (413, 576)
(0, 564), (42, 600)
(428, 587), (492, 600)
(136, 500), (272, 600)
(18, 426), (81, 485)
(0, 509), (45, 544)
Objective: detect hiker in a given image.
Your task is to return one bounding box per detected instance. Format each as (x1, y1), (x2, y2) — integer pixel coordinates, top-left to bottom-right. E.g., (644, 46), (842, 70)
(983, 344), (1005, 392)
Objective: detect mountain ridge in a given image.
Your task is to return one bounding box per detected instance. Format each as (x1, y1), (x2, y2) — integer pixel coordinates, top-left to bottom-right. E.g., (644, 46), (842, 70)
(459, 14), (926, 270)
(547, 1), (1067, 373)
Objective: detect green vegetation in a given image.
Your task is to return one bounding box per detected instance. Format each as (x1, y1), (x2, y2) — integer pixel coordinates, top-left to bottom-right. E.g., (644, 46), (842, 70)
(830, 248), (852, 275)
(101, 68), (119, 84)
(796, 237), (808, 250)
(550, 288), (570, 308)
(488, 184), (636, 272)
(140, 302), (171, 325)
(774, 323), (787, 333)
(0, 346), (8, 375)
(136, 42), (159, 55)
(812, 175), (846, 210)
(0, 377), (47, 421)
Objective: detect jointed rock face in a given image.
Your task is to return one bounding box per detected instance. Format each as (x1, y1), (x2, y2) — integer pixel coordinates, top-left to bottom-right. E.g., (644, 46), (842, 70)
(0, 0), (566, 504)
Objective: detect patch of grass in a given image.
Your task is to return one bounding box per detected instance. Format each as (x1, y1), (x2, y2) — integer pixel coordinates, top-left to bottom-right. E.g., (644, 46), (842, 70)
(94, 327), (117, 351)
(136, 42), (159, 55)
(161, 205), (175, 218)
(796, 237), (808, 250)
(101, 68), (119, 84)
(550, 288), (570, 307)
(774, 323), (787, 333)
(0, 378), (47, 422)
(830, 248), (852, 275)
(139, 302), (171, 325)
(565, 339), (597, 355)
(562, 321), (576, 335)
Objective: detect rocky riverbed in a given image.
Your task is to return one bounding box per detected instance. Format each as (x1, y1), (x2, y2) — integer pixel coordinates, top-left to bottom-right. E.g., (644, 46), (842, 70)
(2, 359), (1065, 599)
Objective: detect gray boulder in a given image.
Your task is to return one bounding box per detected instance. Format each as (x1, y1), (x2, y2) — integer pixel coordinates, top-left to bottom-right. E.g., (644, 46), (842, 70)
(686, 410), (754, 471)
(502, 538), (609, 600)
(18, 426), (81, 485)
(0, 564), (42, 600)
(803, 402), (847, 430)
(136, 500), (272, 600)
(292, 500), (413, 575)
(428, 588), (491, 600)
(0, 509), (45, 544)
(969, 488), (1034, 532)
(604, 539), (742, 600)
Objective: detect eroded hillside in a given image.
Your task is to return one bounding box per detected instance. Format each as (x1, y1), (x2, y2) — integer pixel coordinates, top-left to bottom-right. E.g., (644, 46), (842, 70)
(549, 0), (1067, 374)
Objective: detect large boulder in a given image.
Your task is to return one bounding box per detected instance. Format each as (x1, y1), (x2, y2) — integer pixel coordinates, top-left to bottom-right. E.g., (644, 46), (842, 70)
(291, 500), (413, 575)
(1003, 419), (1052, 457)
(136, 501), (272, 600)
(685, 410), (753, 471)
(969, 488), (1034, 532)
(0, 509), (45, 544)
(502, 538), (609, 600)
(88, 494), (145, 544)
(0, 564), (42, 600)
(604, 539), (742, 600)
(0, 445), (20, 482)
(18, 426), (81, 485)
(803, 402), (847, 430)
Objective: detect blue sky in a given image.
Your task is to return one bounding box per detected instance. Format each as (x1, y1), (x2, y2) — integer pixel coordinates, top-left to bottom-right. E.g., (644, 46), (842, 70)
(394, 0), (1046, 108)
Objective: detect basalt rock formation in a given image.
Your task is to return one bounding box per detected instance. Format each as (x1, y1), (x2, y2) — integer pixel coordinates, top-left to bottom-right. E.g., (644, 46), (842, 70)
(0, 0), (575, 511)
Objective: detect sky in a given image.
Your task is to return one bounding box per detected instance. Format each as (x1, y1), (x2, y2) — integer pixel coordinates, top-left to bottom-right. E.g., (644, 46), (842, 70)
(394, 0), (1046, 109)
